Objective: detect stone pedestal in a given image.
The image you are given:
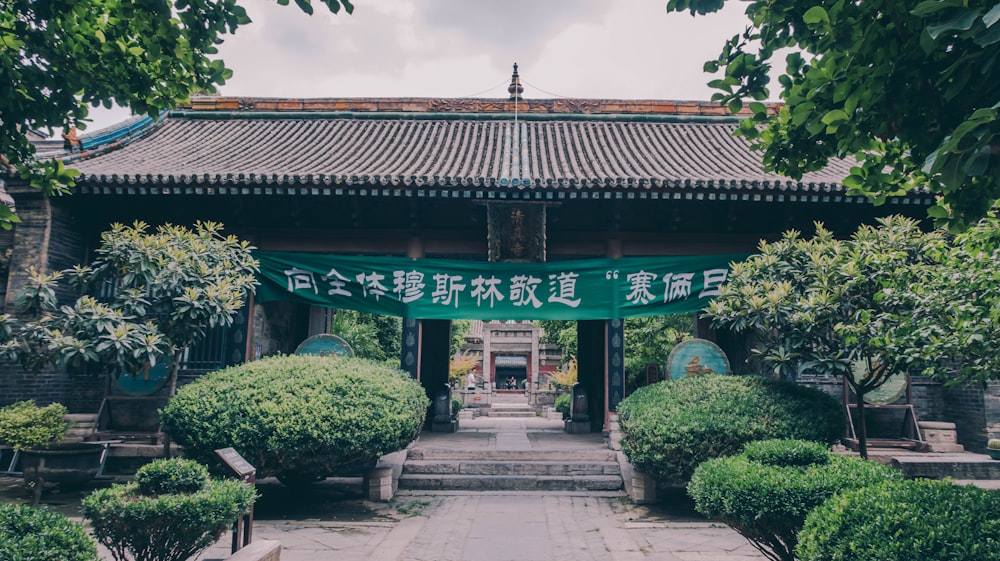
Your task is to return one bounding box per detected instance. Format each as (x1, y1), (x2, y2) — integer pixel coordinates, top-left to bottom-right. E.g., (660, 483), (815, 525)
(607, 413), (622, 451)
(630, 472), (658, 505)
(919, 421), (965, 452)
(432, 419), (459, 433)
(564, 419), (590, 434)
(365, 466), (394, 502)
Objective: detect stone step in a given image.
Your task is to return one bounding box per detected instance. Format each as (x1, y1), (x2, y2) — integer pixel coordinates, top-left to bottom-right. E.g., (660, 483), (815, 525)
(408, 448), (618, 463)
(403, 460), (621, 477)
(487, 411), (537, 418)
(890, 454), (1000, 480)
(397, 473), (624, 492)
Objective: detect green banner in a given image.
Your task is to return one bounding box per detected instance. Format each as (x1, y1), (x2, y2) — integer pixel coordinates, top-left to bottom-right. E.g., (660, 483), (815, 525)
(254, 252), (747, 320)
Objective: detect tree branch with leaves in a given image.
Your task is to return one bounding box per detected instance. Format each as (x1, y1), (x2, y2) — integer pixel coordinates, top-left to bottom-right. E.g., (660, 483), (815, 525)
(0, 0), (354, 229)
(0, 221), (258, 396)
(668, 0), (1000, 231)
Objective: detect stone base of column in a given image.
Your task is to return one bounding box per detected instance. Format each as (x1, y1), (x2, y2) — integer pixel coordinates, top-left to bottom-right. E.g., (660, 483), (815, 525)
(365, 467), (394, 502)
(564, 419), (590, 434)
(431, 419), (459, 433)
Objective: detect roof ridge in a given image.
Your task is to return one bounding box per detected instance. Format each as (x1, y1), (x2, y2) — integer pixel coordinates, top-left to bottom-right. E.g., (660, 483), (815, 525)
(184, 96), (779, 118)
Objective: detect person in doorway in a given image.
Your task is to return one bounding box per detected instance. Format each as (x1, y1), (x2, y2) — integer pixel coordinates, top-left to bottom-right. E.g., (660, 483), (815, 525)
(467, 372), (476, 391)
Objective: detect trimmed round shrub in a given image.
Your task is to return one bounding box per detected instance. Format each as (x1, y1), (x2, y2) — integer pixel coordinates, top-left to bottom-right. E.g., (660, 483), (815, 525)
(135, 458), (209, 496)
(0, 401), (69, 451)
(554, 393), (571, 419)
(160, 354), (430, 483)
(798, 479), (1000, 561)
(82, 461), (256, 561)
(742, 438), (830, 468)
(688, 439), (901, 561)
(0, 503), (97, 561)
(452, 396), (463, 417)
(616, 375), (845, 484)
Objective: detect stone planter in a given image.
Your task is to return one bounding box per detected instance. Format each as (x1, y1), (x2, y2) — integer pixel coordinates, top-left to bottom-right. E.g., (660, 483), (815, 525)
(20, 442), (106, 490)
(986, 448), (1000, 460)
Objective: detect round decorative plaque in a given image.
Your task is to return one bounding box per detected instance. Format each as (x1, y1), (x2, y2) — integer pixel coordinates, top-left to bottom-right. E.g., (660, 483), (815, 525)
(294, 334), (354, 358)
(113, 362), (169, 396)
(665, 338), (731, 380)
(849, 359), (907, 405)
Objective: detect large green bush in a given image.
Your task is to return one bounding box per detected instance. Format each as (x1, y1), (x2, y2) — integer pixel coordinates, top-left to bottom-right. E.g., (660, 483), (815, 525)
(616, 375), (845, 484)
(798, 479), (1000, 561)
(160, 354), (429, 483)
(0, 503), (97, 561)
(82, 458), (255, 561)
(688, 439), (901, 561)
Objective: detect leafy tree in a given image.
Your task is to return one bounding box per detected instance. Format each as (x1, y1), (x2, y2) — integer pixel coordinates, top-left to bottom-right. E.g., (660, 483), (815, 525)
(705, 216), (939, 458)
(537, 320), (577, 363)
(1, 0), (354, 229)
(330, 310), (400, 362)
(874, 216), (1000, 384)
(0, 221), (258, 396)
(667, 0), (1000, 231)
(624, 314), (693, 390)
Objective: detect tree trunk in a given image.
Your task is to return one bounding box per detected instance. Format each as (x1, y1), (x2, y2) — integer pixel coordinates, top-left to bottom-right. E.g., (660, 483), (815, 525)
(856, 393), (869, 460)
(166, 349), (184, 398)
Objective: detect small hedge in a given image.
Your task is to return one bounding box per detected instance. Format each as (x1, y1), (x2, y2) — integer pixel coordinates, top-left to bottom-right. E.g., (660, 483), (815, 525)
(554, 393), (570, 419)
(798, 479), (1000, 561)
(616, 375), (845, 484)
(0, 503), (97, 561)
(688, 439), (901, 561)
(160, 354), (429, 483)
(135, 458), (209, 496)
(0, 401), (69, 451)
(82, 459), (256, 561)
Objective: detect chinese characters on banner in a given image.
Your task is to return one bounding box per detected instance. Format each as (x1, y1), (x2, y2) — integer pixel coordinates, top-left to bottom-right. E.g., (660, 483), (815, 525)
(255, 252), (747, 320)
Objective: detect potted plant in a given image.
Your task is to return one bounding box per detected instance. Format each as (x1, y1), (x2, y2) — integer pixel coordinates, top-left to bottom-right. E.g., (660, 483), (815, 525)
(986, 438), (1000, 460)
(0, 400), (105, 504)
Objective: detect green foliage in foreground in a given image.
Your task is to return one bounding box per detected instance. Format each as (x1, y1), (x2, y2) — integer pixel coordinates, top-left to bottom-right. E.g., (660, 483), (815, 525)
(82, 459), (255, 561)
(160, 354), (429, 482)
(689, 439), (901, 561)
(798, 479), (1000, 561)
(0, 503), (98, 561)
(616, 375), (844, 484)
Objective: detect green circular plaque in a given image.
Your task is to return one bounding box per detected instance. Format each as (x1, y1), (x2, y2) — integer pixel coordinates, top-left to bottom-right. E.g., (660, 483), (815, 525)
(114, 362), (169, 396)
(666, 338), (731, 380)
(294, 334), (354, 358)
(850, 359), (907, 405)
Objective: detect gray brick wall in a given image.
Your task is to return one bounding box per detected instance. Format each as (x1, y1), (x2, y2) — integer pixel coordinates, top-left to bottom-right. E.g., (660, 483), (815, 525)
(1, 185), (93, 410)
(943, 380), (988, 450)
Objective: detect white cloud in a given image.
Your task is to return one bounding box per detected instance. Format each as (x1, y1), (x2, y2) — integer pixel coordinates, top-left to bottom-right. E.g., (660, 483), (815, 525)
(85, 0), (757, 130)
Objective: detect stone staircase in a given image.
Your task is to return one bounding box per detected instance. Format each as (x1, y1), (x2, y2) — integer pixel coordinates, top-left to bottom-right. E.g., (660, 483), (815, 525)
(398, 447), (624, 492)
(485, 403), (537, 418)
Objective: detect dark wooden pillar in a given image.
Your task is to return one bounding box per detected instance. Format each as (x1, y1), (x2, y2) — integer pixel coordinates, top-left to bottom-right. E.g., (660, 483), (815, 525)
(577, 320), (607, 433)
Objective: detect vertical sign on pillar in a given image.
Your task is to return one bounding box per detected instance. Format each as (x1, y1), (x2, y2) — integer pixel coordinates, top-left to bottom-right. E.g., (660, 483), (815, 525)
(401, 318), (420, 379)
(608, 318), (624, 411)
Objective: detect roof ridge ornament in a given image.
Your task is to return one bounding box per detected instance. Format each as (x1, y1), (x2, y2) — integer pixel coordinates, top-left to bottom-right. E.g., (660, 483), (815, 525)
(507, 63), (524, 102)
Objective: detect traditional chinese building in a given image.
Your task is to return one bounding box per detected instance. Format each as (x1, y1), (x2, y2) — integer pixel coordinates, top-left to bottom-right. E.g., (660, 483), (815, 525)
(3, 69), (956, 436)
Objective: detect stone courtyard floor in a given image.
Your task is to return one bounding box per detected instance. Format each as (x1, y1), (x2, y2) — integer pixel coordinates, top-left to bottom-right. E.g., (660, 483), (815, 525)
(1, 415), (769, 560)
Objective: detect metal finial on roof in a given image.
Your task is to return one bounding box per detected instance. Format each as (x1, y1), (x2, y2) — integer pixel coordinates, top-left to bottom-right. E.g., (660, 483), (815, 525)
(508, 63), (524, 101)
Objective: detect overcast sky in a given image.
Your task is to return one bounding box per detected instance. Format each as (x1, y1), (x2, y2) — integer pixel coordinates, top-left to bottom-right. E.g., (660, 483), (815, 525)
(85, 0), (753, 131)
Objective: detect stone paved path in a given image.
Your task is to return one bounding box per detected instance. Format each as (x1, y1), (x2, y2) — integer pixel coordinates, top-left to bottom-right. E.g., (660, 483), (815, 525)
(196, 492), (764, 561)
(189, 415), (766, 561)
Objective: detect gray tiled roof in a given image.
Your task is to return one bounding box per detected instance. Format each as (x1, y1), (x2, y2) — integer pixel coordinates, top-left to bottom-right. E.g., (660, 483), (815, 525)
(65, 109), (855, 193)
